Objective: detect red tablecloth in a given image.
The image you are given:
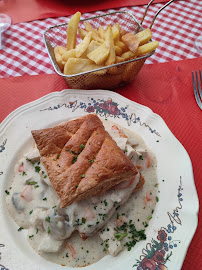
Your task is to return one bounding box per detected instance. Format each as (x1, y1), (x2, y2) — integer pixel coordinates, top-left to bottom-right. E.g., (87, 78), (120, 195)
(1, 58), (201, 269)
(1, 0), (181, 24)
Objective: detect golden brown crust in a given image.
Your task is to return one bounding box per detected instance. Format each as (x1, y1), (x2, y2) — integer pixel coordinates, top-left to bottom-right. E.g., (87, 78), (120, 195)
(32, 114), (138, 207)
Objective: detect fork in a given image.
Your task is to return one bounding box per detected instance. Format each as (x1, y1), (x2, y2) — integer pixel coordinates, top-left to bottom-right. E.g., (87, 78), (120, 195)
(192, 70), (202, 110)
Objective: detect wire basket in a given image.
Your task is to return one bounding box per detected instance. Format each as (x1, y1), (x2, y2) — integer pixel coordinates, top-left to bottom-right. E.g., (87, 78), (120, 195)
(44, 0), (175, 90)
(44, 11), (154, 89)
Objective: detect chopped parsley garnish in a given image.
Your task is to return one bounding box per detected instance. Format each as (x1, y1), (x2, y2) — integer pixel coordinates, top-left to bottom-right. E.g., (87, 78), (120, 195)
(139, 155), (144, 160)
(22, 171), (27, 176)
(43, 175), (47, 178)
(29, 235), (34, 238)
(94, 206), (97, 210)
(52, 205), (56, 209)
(89, 159), (94, 163)
(80, 144), (85, 149)
(81, 174), (85, 178)
(43, 197), (47, 201)
(66, 253), (69, 257)
(35, 166), (41, 173)
(142, 221), (148, 228)
(26, 180), (38, 185)
(75, 185), (78, 188)
(73, 155), (78, 164)
(104, 200), (108, 206)
(5, 190), (10, 195)
(45, 216), (50, 222)
(114, 220), (146, 251)
(154, 183), (158, 187)
(29, 210), (33, 215)
(147, 215), (152, 220)
(34, 185), (39, 188)
(156, 140), (159, 142)
(57, 154), (60, 159)
(47, 227), (50, 234)
(156, 196), (159, 202)
(114, 232), (128, 241)
(36, 228), (39, 234)
(18, 227), (24, 231)
(81, 217), (86, 224)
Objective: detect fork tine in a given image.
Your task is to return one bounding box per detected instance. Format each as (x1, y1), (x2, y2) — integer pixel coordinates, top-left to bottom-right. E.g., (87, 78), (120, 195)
(192, 71), (202, 110)
(198, 70), (202, 100)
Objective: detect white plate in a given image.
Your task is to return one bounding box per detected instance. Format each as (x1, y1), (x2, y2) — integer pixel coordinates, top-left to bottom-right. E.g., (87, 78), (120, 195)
(0, 89), (199, 270)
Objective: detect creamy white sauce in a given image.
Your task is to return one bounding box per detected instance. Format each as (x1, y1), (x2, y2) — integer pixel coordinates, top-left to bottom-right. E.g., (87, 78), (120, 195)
(6, 120), (158, 267)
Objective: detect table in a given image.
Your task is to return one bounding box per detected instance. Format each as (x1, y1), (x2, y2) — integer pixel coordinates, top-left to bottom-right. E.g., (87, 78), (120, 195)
(0, 0), (202, 269)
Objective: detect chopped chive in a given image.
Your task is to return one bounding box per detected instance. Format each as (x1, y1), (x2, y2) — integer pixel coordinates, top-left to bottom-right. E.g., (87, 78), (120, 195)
(156, 196), (159, 202)
(45, 216), (50, 222)
(26, 180), (38, 185)
(29, 210), (33, 215)
(35, 166), (41, 173)
(5, 190), (10, 195)
(18, 227), (24, 231)
(43, 197), (47, 201)
(80, 144), (85, 149)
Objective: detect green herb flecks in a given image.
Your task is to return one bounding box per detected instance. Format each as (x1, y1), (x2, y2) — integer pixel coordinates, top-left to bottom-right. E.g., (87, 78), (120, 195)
(35, 166), (41, 173)
(45, 216), (50, 222)
(5, 190), (10, 195)
(114, 232), (128, 241)
(26, 180), (38, 185)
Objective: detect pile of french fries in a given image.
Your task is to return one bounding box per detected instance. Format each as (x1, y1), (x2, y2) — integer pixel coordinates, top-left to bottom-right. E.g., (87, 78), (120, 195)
(54, 11), (159, 76)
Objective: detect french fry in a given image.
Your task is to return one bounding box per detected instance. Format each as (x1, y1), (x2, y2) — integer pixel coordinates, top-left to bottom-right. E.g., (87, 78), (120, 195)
(84, 21), (104, 43)
(78, 28), (88, 39)
(115, 45), (122, 56)
(121, 51), (135, 61)
(76, 32), (92, 58)
(105, 26), (116, 66)
(135, 28), (152, 46)
(116, 56), (124, 63)
(63, 58), (103, 75)
(98, 26), (105, 39)
(121, 33), (140, 53)
(135, 41), (159, 56)
(62, 49), (76, 61)
(81, 40), (102, 58)
(112, 24), (120, 40)
(114, 40), (128, 52)
(54, 52), (65, 70)
(54, 45), (67, 55)
(66, 11), (81, 50)
(87, 42), (110, 65)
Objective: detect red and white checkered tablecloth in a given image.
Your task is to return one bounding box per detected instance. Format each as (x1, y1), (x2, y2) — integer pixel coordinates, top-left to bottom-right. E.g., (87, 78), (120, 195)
(0, 0), (201, 78)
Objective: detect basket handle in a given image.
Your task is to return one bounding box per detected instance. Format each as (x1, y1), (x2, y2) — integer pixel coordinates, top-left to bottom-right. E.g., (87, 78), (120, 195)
(141, 0), (175, 29)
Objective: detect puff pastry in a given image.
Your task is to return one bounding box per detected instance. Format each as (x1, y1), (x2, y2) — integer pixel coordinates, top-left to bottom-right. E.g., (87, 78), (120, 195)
(32, 114), (138, 208)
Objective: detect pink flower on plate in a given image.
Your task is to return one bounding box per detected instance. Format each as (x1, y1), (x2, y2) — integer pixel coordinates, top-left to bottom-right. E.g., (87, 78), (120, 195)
(86, 106), (95, 113)
(141, 258), (156, 270)
(153, 250), (165, 265)
(157, 230), (167, 243)
(109, 104), (120, 115)
(99, 102), (109, 110)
